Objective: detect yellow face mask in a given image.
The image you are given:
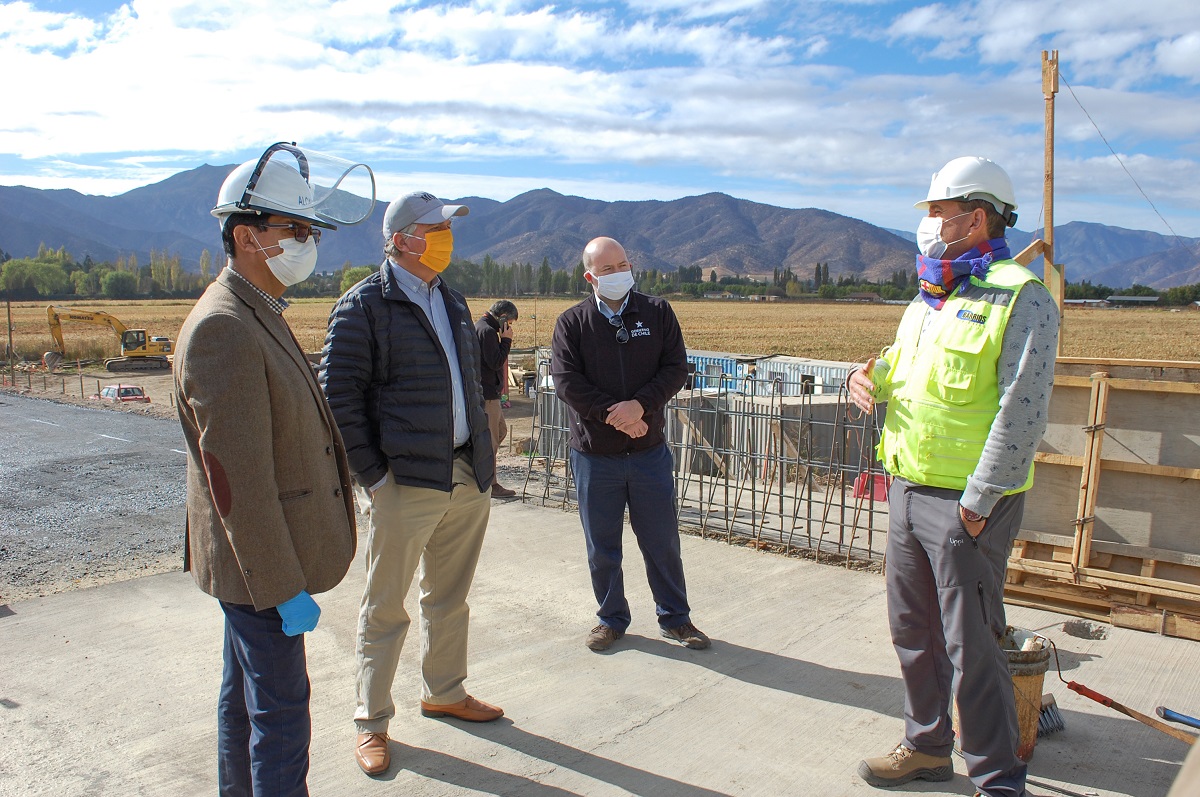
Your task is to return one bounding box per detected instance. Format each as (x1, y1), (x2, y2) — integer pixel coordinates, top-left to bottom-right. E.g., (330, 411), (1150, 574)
(416, 228), (454, 273)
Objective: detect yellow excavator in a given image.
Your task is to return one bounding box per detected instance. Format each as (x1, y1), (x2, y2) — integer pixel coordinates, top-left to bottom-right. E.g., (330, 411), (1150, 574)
(44, 305), (173, 372)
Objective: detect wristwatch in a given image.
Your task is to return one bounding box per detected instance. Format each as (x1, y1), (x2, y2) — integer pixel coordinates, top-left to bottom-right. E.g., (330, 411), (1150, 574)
(960, 506), (984, 523)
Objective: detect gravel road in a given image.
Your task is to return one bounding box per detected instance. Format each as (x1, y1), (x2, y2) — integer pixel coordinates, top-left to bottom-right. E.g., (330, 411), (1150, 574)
(0, 382), (537, 605)
(0, 392), (187, 604)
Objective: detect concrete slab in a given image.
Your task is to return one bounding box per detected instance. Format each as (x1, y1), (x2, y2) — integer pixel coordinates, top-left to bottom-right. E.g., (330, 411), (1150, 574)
(1, 500), (1196, 796)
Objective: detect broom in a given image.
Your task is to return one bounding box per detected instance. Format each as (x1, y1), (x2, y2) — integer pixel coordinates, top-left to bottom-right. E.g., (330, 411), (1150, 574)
(1046, 640), (1196, 745)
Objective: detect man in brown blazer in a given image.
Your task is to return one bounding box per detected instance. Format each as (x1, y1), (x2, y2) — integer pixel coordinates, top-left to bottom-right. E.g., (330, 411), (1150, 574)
(175, 144), (367, 797)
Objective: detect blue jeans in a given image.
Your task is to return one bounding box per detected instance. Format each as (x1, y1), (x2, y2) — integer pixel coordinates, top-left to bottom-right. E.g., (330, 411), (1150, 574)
(218, 601), (311, 797)
(570, 444), (691, 633)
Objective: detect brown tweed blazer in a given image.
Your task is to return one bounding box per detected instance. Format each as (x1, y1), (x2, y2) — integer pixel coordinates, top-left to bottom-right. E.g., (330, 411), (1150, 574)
(174, 269), (356, 610)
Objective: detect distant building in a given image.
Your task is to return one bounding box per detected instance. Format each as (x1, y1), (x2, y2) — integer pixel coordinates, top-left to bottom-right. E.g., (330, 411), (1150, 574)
(703, 292), (736, 300)
(1106, 295), (1159, 306)
(845, 292), (882, 302)
(1064, 298), (1109, 308)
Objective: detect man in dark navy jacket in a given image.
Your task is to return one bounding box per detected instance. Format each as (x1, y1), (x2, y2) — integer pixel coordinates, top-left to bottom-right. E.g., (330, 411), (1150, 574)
(551, 236), (709, 653)
(320, 190), (502, 779)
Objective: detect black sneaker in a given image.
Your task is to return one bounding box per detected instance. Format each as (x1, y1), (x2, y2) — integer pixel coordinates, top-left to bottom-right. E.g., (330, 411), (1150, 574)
(586, 624), (623, 651)
(661, 622), (711, 649)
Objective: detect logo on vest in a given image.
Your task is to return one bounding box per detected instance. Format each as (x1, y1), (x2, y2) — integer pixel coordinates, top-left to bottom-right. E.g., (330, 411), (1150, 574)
(956, 309), (987, 325)
(630, 320), (651, 338)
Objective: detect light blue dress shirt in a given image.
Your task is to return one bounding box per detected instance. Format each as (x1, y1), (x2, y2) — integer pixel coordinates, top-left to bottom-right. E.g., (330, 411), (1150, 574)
(388, 259), (470, 447)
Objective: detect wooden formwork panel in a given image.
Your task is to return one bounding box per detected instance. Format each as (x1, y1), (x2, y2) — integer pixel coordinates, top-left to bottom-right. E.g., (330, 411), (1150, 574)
(1012, 358), (1200, 640)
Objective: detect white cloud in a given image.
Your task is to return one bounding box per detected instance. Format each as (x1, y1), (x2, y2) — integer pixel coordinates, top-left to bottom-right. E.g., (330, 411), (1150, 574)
(1, 0), (1199, 236)
(0, 1), (99, 51)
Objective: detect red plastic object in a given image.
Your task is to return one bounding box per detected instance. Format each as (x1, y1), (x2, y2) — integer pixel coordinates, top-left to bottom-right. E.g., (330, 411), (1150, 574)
(853, 473), (891, 501)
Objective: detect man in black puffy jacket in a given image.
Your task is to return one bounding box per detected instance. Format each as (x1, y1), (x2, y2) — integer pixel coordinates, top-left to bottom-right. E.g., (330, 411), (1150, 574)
(319, 190), (502, 779)
(551, 236), (709, 654)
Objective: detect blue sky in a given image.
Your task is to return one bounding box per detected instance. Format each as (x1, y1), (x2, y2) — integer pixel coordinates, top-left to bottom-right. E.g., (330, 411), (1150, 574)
(3, 0), (1200, 239)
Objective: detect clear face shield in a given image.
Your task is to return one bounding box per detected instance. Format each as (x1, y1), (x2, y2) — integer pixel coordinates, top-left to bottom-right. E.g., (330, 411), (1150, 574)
(238, 142), (376, 229)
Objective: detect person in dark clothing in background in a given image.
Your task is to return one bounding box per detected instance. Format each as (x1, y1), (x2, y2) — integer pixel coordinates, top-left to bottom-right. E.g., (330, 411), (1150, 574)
(550, 236), (709, 653)
(476, 300), (518, 498)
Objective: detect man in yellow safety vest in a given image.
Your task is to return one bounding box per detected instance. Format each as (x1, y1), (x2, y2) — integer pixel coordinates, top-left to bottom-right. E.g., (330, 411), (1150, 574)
(849, 157), (1059, 797)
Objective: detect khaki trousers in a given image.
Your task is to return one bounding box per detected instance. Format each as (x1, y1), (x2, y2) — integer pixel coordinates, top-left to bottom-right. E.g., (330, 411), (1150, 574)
(484, 398), (507, 458)
(353, 457), (491, 734)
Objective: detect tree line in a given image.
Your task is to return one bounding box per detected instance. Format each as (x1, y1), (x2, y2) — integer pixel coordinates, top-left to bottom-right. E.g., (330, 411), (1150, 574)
(4, 245), (1200, 307)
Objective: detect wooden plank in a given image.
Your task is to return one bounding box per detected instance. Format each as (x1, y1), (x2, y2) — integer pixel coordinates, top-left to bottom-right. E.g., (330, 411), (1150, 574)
(1112, 605), (1200, 642)
(1013, 240), (1045, 267)
(1078, 568), (1200, 601)
(1053, 374), (1094, 389)
(1007, 558), (1075, 578)
(673, 407), (728, 478)
(1034, 452), (1200, 481)
(1019, 576), (1112, 606)
(1057, 356), (1200, 371)
(1071, 373), (1109, 573)
(1138, 560), (1157, 607)
(1054, 375), (1200, 394)
(1105, 378), (1200, 395)
(1087, 539), (1200, 570)
(1004, 592), (1114, 624)
(1101, 459), (1200, 481)
(1111, 604), (1165, 634)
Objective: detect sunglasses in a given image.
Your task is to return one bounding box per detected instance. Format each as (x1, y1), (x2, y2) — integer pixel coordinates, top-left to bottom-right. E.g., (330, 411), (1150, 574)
(258, 222), (322, 244)
(608, 314), (630, 344)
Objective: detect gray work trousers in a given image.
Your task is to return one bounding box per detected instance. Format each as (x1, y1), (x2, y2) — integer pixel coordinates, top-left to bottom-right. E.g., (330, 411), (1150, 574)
(886, 478), (1027, 797)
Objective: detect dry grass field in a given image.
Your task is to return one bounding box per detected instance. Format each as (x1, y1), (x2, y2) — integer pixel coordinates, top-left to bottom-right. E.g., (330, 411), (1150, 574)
(6, 295), (1200, 366)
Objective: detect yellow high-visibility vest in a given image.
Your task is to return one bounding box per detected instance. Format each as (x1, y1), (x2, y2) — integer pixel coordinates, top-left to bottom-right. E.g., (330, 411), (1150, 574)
(876, 259), (1043, 492)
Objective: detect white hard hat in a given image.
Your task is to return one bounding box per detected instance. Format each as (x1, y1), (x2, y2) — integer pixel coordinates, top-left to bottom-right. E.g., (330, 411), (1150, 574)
(211, 142), (377, 231)
(213, 147), (331, 229)
(915, 156), (1018, 227)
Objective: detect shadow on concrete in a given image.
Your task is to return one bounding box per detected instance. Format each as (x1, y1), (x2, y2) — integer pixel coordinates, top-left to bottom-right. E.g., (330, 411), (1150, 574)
(621, 634), (903, 717)
(450, 718), (734, 797)
(372, 739), (584, 796)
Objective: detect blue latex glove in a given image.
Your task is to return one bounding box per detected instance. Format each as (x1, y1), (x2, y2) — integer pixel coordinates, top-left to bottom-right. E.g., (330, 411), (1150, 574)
(276, 590), (320, 636)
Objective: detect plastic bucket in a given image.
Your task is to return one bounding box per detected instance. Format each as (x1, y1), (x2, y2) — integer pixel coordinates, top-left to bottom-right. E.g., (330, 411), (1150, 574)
(953, 626), (1051, 762)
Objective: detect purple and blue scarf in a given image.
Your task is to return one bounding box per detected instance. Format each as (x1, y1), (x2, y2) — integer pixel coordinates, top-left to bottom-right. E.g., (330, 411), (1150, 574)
(915, 238), (1011, 309)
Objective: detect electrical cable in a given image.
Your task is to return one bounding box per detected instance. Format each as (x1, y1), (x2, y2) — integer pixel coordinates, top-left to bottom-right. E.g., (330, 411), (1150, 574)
(1060, 72), (1200, 259)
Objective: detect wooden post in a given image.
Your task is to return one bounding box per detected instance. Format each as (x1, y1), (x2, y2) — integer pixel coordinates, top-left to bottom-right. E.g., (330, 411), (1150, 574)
(1043, 50), (1065, 354)
(1070, 371), (1110, 576)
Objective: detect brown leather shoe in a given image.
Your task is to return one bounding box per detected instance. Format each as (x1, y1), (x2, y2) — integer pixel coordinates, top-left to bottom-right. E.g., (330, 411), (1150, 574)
(355, 732), (391, 776)
(491, 483), (517, 498)
(420, 695), (504, 722)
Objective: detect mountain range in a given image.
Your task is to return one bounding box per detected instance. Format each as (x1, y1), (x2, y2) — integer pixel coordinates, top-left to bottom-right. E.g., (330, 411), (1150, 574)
(2, 165), (1198, 289)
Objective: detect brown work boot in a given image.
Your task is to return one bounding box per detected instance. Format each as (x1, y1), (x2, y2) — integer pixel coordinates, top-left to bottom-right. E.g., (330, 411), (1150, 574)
(857, 744), (953, 787)
(586, 624), (623, 651)
(355, 732), (391, 776)
(491, 483), (517, 498)
(661, 622), (711, 650)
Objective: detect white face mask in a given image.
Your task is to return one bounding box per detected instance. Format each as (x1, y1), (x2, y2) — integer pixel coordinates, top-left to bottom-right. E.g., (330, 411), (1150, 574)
(916, 211), (971, 259)
(253, 232), (319, 286)
(592, 270), (634, 301)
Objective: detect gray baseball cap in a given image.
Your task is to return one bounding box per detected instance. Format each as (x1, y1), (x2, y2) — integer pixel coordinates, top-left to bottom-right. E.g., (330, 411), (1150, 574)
(382, 191), (468, 238)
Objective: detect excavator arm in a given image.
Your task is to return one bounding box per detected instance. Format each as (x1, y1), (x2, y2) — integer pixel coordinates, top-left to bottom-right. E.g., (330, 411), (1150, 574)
(46, 306), (130, 355)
